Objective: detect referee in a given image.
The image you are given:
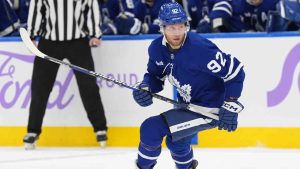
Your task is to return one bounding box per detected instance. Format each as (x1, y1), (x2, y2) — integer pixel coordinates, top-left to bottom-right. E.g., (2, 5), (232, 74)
(23, 0), (108, 149)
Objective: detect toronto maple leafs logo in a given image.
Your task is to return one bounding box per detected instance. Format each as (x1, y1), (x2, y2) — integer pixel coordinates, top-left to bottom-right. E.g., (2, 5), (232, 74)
(168, 74), (192, 102)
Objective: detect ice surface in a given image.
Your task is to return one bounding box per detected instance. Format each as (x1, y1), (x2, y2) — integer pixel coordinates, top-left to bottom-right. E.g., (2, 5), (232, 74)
(0, 147), (299, 169)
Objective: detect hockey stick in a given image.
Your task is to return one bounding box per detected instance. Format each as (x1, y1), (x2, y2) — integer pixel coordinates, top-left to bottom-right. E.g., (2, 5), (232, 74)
(19, 28), (219, 120)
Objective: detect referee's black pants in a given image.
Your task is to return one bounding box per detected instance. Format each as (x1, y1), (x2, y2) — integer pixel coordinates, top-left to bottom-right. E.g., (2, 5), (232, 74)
(27, 38), (107, 135)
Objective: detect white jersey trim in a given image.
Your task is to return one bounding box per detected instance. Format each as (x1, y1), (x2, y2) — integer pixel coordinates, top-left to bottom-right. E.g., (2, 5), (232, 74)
(138, 151), (159, 160)
(224, 63), (244, 82)
(174, 158), (194, 164)
(214, 1), (232, 11)
(169, 118), (212, 133)
(212, 6), (232, 16)
(224, 55), (234, 79)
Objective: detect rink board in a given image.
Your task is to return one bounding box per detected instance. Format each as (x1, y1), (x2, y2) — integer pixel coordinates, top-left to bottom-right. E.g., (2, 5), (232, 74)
(0, 32), (300, 147)
(1, 127), (300, 148)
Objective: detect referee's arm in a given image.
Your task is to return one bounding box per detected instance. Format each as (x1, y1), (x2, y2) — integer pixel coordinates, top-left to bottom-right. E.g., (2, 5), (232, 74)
(87, 0), (102, 39)
(27, 0), (43, 39)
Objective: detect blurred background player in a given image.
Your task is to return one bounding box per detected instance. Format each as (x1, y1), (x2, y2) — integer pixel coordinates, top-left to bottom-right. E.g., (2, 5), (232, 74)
(99, 0), (142, 35)
(134, 0), (174, 34)
(132, 2), (245, 169)
(184, 0), (246, 33)
(266, 0), (300, 32)
(230, 0), (280, 32)
(23, 0), (108, 150)
(0, 0), (21, 36)
(7, 0), (30, 27)
(244, 0), (279, 32)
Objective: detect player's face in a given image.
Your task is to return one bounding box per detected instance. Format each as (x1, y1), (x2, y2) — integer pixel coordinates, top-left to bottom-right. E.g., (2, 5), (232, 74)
(246, 0), (263, 6)
(163, 23), (186, 49)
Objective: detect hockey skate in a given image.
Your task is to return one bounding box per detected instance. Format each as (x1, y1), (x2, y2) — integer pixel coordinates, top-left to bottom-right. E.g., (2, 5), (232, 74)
(96, 130), (107, 148)
(135, 160), (156, 169)
(176, 160), (198, 169)
(23, 133), (39, 150)
(188, 160), (198, 169)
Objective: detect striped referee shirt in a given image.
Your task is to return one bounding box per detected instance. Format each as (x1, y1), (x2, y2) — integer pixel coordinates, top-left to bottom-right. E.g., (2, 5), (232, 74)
(27, 0), (102, 41)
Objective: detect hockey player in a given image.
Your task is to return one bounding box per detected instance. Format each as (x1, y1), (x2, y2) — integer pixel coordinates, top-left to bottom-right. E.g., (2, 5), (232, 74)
(266, 0), (300, 32)
(230, 0), (280, 32)
(134, 0), (174, 34)
(0, 0), (20, 36)
(99, 0), (141, 35)
(8, 0), (30, 26)
(184, 0), (245, 33)
(246, 0), (280, 31)
(133, 2), (245, 169)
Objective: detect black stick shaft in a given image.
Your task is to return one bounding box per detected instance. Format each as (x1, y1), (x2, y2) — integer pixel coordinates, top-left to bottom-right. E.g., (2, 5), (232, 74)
(43, 55), (182, 106)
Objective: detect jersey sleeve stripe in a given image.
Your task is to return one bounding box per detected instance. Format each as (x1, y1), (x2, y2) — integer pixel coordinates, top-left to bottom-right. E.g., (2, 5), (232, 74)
(223, 55), (234, 79)
(212, 6), (232, 16)
(223, 63), (244, 82)
(279, 1), (286, 18)
(213, 1), (232, 11)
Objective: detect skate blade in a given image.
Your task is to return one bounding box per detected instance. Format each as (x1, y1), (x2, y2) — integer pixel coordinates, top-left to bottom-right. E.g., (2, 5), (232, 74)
(24, 143), (36, 150)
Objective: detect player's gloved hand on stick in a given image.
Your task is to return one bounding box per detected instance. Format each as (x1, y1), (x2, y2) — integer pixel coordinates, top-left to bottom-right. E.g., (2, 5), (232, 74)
(218, 99), (244, 132)
(132, 82), (153, 107)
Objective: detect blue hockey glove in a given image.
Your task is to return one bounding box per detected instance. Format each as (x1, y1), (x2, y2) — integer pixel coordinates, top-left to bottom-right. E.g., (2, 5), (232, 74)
(132, 82), (153, 107)
(196, 16), (212, 33)
(218, 100), (244, 132)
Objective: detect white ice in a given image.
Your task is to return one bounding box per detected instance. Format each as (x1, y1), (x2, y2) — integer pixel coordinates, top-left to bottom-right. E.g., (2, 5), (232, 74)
(0, 147), (299, 169)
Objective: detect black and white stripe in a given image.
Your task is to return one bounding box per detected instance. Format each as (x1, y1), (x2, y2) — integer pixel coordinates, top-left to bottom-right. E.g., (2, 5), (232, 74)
(27, 0), (101, 41)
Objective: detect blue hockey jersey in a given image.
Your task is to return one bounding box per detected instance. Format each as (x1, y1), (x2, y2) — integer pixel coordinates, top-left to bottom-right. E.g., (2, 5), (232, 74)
(266, 0), (300, 31)
(186, 0), (245, 32)
(8, 0), (30, 25)
(99, 0), (135, 24)
(186, 0), (230, 28)
(0, 0), (20, 36)
(231, 0), (280, 31)
(99, 0), (137, 34)
(143, 32), (245, 108)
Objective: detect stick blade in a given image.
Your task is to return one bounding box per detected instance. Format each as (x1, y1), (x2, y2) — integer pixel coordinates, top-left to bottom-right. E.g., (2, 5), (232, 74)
(19, 28), (47, 58)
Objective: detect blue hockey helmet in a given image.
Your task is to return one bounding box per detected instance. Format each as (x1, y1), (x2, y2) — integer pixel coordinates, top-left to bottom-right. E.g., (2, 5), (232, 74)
(158, 2), (188, 26)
